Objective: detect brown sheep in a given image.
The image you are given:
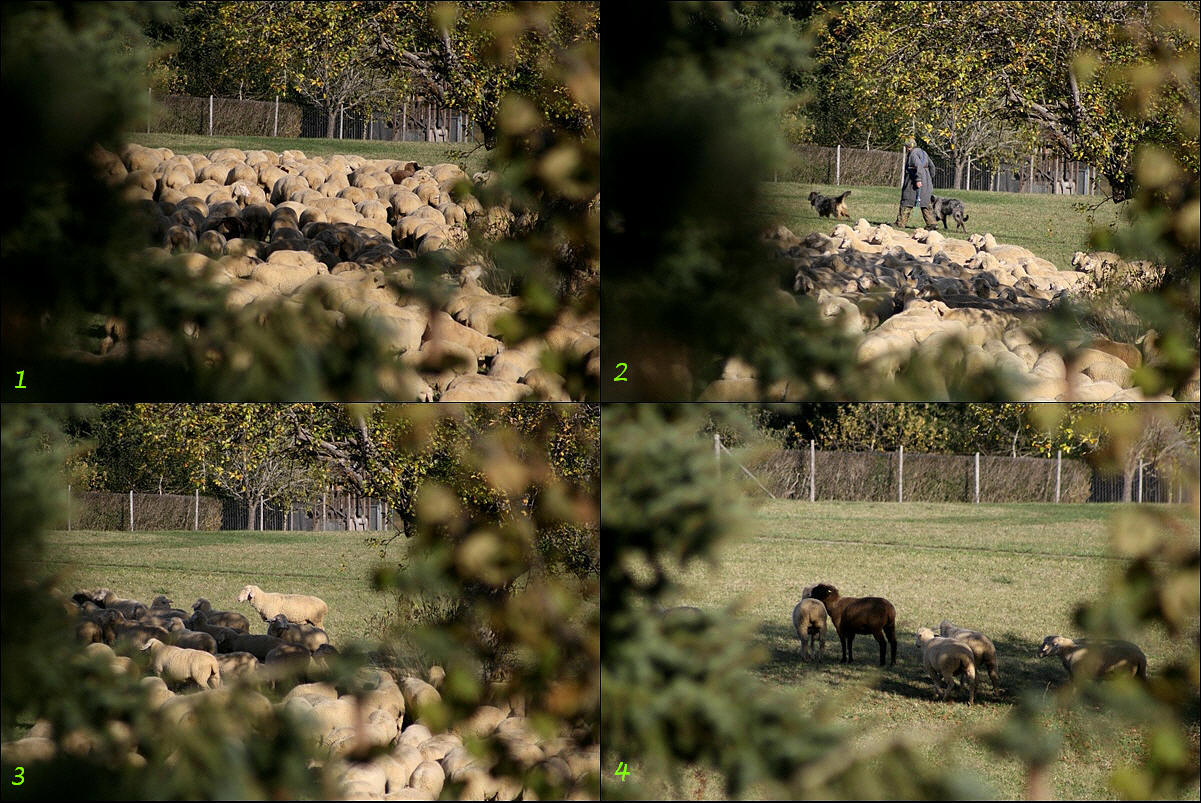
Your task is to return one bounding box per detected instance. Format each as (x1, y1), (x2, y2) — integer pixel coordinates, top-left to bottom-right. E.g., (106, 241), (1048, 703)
(807, 583), (897, 666)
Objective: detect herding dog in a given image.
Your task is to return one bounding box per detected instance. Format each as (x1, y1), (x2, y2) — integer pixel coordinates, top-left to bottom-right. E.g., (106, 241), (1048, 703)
(929, 194), (970, 232)
(808, 189), (852, 219)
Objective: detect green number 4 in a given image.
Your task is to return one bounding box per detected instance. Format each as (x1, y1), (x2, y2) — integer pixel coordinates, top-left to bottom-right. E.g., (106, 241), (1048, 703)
(11, 766), (24, 786)
(614, 761), (630, 781)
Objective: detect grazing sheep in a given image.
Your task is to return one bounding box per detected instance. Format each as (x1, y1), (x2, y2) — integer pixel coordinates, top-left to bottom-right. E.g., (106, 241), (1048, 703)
(792, 595), (829, 662)
(166, 618), (218, 653)
(237, 585), (327, 627)
(90, 589), (148, 621)
(939, 620), (1001, 693)
(140, 637), (221, 689)
(97, 610), (169, 649)
(267, 614), (330, 651)
(1038, 635), (1147, 681)
(214, 651), (260, 679)
(807, 583), (897, 666)
(217, 632), (285, 662)
(185, 612), (238, 644)
(191, 598), (251, 633)
(915, 627), (976, 704)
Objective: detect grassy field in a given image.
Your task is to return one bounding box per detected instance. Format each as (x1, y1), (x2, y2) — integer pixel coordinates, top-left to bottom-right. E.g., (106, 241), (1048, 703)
(762, 182), (1129, 272)
(36, 528), (405, 648)
(656, 501), (1200, 800)
(123, 132), (490, 173)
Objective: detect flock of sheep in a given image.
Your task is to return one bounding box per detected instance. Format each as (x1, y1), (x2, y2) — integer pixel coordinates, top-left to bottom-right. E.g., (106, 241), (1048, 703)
(792, 583), (1147, 705)
(701, 220), (1187, 402)
(3, 583), (599, 800)
(87, 142), (600, 401)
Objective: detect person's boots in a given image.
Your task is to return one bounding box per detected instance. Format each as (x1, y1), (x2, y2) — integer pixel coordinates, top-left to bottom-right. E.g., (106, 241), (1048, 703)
(920, 204), (938, 228)
(894, 205), (912, 228)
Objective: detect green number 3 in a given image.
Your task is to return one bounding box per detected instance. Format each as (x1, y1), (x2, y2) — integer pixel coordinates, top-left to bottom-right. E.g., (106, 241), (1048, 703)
(11, 766), (23, 786)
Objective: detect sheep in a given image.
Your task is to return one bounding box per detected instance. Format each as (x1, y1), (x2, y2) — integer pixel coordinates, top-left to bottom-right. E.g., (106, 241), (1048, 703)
(185, 612), (239, 644)
(915, 627), (976, 704)
(1038, 635), (1147, 681)
(140, 637), (221, 689)
(939, 620), (1001, 693)
(97, 609), (169, 649)
(166, 618), (218, 653)
(237, 584), (327, 627)
(807, 583), (897, 666)
(214, 651), (260, 680)
(216, 631), (285, 662)
(191, 598), (251, 633)
(89, 589), (148, 620)
(792, 595), (828, 662)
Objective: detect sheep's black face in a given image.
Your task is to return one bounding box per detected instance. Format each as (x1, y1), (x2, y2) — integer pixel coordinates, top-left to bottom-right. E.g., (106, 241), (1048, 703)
(1038, 636), (1057, 657)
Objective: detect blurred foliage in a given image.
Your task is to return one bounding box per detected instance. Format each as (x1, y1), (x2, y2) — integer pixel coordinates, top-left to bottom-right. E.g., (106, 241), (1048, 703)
(3, 402), (599, 798)
(1, 1), (598, 401)
(601, 402), (1199, 799)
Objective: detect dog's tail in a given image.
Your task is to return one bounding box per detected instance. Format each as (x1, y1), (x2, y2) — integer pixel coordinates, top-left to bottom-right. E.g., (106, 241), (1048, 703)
(836, 190), (852, 202)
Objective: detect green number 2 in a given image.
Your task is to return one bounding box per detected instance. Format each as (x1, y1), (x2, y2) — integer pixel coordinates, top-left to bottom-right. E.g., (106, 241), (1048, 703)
(614, 363), (629, 382)
(11, 766), (23, 786)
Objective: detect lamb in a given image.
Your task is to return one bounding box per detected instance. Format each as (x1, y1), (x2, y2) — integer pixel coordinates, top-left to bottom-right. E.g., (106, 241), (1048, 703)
(1038, 635), (1147, 681)
(237, 585), (327, 627)
(792, 589), (828, 662)
(214, 651), (260, 679)
(216, 631), (285, 662)
(939, 620), (1001, 693)
(807, 583), (897, 666)
(191, 598), (251, 633)
(166, 618), (218, 653)
(140, 637), (221, 689)
(266, 614), (330, 651)
(915, 627), (976, 704)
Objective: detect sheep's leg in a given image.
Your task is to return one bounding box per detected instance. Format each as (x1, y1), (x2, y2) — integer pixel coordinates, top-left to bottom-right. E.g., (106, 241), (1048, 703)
(800, 635), (809, 662)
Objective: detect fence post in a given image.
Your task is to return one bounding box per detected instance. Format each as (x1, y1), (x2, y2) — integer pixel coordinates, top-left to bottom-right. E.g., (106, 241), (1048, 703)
(259, 494), (264, 530)
(209, 94), (213, 137)
(194, 488), (199, 531)
(898, 445), (904, 502)
(129, 490), (134, 531)
(68, 484), (72, 532)
(809, 440), (816, 502)
(1138, 459), (1144, 503)
(1029, 153), (1034, 192)
(339, 105), (344, 140)
(273, 96), (279, 138)
(322, 491), (326, 531)
(715, 433), (721, 477)
(835, 144), (841, 186)
(147, 87), (152, 134)
(974, 452), (980, 504)
(1056, 450), (1062, 503)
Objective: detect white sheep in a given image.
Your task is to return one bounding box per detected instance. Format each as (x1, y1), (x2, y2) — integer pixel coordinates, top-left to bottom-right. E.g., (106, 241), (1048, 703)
(237, 584), (327, 627)
(939, 620), (1001, 693)
(267, 613), (331, 651)
(1038, 635), (1147, 681)
(792, 595), (828, 662)
(915, 627), (976, 704)
(140, 637), (221, 689)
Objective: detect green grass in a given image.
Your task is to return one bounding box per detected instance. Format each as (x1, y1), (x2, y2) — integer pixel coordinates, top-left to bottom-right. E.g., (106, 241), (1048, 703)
(762, 182), (1129, 272)
(37, 528), (405, 648)
(123, 132), (491, 173)
(653, 501), (1200, 800)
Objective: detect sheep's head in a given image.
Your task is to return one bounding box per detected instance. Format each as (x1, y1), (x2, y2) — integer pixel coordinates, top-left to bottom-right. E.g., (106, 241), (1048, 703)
(237, 586), (255, 603)
(809, 583), (838, 603)
(914, 627), (936, 647)
(192, 598), (210, 612)
(168, 618), (184, 631)
(140, 638), (161, 651)
(152, 595), (172, 608)
(1039, 635), (1067, 657)
(938, 620), (955, 636)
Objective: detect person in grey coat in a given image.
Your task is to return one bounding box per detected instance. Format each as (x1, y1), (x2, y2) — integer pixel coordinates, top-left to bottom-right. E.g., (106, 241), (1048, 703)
(895, 137), (938, 228)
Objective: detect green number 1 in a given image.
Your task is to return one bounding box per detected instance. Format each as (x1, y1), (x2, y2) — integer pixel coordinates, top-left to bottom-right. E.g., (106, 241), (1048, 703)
(614, 761), (630, 781)
(15, 371), (26, 389)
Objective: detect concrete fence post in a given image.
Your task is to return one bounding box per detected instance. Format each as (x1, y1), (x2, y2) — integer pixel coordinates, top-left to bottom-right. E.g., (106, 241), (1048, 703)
(273, 96), (279, 138)
(809, 440), (816, 502)
(1056, 450), (1062, 503)
(147, 87), (152, 134)
(194, 488), (199, 531)
(259, 494), (264, 531)
(129, 490), (134, 531)
(1138, 459), (1144, 503)
(715, 433), (721, 477)
(836, 144), (841, 186)
(974, 452), (980, 504)
(67, 484), (72, 532)
(209, 94), (213, 137)
(898, 445), (904, 502)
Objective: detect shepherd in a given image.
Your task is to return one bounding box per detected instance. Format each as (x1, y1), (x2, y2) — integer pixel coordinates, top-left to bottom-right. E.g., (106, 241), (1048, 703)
(895, 136), (938, 229)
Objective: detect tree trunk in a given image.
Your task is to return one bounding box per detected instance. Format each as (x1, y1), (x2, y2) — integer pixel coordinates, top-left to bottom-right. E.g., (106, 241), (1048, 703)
(953, 159), (964, 191)
(247, 498), (254, 531)
(326, 108), (337, 139)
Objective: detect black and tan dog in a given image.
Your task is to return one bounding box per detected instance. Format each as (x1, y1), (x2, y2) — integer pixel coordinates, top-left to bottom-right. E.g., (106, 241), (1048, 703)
(808, 189), (852, 219)
(929, 194), (970, 232)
